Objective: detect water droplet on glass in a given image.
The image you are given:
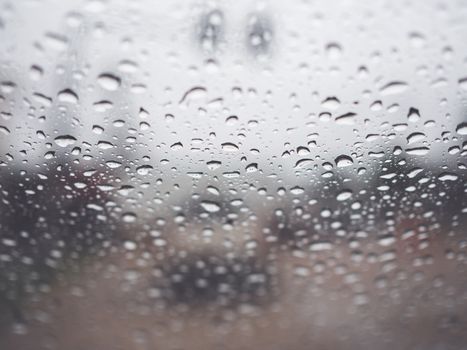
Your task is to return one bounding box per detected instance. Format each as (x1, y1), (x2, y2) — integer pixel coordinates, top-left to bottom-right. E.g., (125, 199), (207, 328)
(456, 122), (467, 135)
(122, 212), (137, 223)
(136, 165), (154, 176)
(406, 147), (430, 156)
(0, 125), (10, 135)
(106, 160), (122, 168)
(179, 86), (207, 105)
(335, 155), (354, 168)
(54, 135), (77, 147)
(200, 200), (221, 213)
(406, 132), (426, 144)
(379, 81), (409, 95)
(57, 89), (79, 104)
(336, 189), (353, 201)
(438, 172), (458, 181)
(221, 142), (239, 152)
(97, 73), (121, 91)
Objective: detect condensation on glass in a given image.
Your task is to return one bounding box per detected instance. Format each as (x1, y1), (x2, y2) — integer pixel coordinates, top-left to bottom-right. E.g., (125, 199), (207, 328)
(0, 0), (466, 349)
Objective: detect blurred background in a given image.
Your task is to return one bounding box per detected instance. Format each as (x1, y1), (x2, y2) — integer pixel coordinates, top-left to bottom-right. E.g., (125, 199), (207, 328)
(0, 0), (467, 349)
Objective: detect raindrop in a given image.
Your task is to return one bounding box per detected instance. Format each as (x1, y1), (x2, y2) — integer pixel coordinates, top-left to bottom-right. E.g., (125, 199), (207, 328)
(407, 107), (420, 122)
(379, 81), (409, 95)
(199, 9), (224, 52)
(406, 147), (430, 156)
(123, 240), (137, 250)
(458, 77), (467, 90)
(57, 89), (79, 104)
(0, 125), (10, 135)
(29, 65), (43, 80)
(179, 86), (207, 105)
(335, 112), (356, 125)
(456, 122), (467, 135)
(106, 160), (122, 168)
(438, 173), (458, 181)
(221, 142), (239, 152)
(136, 165), (153, 175)
(93, 100), (114, 112)
(335, 155), (354, 167)
(97, 73), (121, 91)
(122, 212), (137, 223)
(54, 135), (77, 147)
(207, 186), (220, 195)
(409, 32), (426, 48)
(200, 200), (221, 213)
(93, 125), (104, 134)
(118, 60), (138, 73)
(310, 241), (333, 251)
(226, 115), (238, 126)
(44, 32), (68, 51)
(321, 97), (341, 110)
(295, 158), (313, 168)
(407, 132), (426, 144)
(247, 14), (273, 55)
(325, 42), (343, 60)
(246, 163), (258, 172)
(336, 189), (353, 201)
(378, 235), (396, 247)
(97, 140), (114, 150)
(290, 186), (305, 195)
(207, 160), (222, 170)
(222, 171), (240, 178)
(170, 142), (183, 150)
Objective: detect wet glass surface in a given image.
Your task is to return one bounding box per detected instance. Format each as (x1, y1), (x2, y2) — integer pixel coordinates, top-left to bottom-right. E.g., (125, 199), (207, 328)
(0, 0), (467, 349)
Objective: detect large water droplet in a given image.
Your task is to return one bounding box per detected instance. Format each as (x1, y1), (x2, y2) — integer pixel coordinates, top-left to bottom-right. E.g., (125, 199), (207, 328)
(54, 135), (77, 147)
(97, 73), (121, 91)
(335, 155), (353, 167)
(136, 165), (154, 175)
(57, 89), (79, 104)
(456, 122), (467, 135)
(200, 200), (221, 213)
(379, 81), (409, 95)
